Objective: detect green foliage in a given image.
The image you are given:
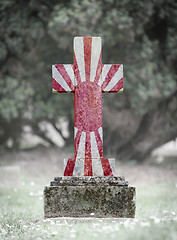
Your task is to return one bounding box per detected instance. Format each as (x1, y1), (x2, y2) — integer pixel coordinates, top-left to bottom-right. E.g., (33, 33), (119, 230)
(0, 0), (176, 149)
(0, 77), (34, 121)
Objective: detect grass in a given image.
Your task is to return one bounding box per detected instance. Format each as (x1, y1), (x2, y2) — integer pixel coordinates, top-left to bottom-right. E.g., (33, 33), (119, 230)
(0, 179), (177, 240)
(0, 147), (177, 240)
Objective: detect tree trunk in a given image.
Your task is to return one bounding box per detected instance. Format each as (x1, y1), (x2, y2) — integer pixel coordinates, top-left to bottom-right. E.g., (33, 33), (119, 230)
(103, 89), (177, 161)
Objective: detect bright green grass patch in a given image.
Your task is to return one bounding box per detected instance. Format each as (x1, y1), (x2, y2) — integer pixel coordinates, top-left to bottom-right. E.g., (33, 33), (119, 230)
(0, 181), (177, 240)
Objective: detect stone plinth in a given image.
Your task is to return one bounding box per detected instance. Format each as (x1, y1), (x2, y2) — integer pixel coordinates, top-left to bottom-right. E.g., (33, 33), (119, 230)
(44, 177), (136, 218)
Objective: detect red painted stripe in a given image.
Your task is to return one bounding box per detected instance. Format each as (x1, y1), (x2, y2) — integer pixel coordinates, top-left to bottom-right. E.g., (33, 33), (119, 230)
(108, 77), (123, 92)
(94, 129), (103, 158)
(73, 51), (82, 85)
(64, 158), (75, 176)
(84, 132), (92, 176)
(94, 52), (102, 85)
(101, 158), (114, 176)
(52, 77), (67, 93)
(83, 37), (92, 82)
(74, 129), (82, 159)
(84, 159), (92, 176)
(71, 64), (77, 87)
(101, 65), (121, 91)
(55, 65), (75, 92)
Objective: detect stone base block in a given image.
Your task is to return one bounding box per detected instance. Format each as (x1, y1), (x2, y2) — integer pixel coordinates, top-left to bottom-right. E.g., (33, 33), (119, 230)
(44, 177), (136, 218)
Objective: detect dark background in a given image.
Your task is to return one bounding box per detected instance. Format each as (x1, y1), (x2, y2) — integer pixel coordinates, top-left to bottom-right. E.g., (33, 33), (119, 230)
(0, 0), (177, 161)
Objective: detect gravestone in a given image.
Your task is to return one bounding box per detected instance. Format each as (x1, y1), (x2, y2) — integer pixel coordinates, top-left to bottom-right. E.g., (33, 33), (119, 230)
(44, 37), (136, 218)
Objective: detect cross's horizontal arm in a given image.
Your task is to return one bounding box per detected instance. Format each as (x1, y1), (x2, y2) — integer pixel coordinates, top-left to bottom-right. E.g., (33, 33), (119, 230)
(52, 64), (75, 93)
(100, 64), (123, 93)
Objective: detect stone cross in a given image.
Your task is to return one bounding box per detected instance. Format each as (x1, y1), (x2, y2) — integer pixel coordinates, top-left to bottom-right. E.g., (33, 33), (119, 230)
(52, 37), (123, 177)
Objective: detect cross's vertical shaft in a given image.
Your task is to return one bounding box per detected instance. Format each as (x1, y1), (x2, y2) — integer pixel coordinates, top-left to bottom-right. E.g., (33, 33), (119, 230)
(74, 37), (103, 163)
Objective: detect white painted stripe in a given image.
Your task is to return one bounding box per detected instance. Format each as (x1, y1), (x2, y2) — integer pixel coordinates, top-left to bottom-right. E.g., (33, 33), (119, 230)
(90, 37), (101, 82)
(74, 77), (77, 86)
(76, 131), (86, 159)
(108, 158), (115, 175)
(74, 127), (78, 139)
(73, 158), (84, 176)
(90, 131), (100, 158)
(98, 64), (112, 86)
(92, 158), (104, 176)
(98, 127), (103, 142)
(74, 37), (85, 82)
(104, 65), (123, 92)
(64, 64), (75, 86)
(52, 65), (71, 92)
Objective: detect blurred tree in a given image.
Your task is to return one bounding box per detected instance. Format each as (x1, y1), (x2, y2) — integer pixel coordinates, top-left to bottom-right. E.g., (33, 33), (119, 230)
(0, 0), (176, 161)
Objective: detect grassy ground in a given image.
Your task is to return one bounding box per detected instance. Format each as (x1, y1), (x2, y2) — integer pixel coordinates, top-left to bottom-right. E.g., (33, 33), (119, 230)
(0, 147), (177, 240)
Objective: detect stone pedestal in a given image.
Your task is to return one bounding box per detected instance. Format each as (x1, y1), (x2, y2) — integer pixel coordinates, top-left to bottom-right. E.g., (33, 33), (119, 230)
(44, 177), (136, 218)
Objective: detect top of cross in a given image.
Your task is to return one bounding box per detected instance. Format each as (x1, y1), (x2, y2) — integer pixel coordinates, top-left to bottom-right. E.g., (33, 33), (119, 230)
(52, 37), (123, 93)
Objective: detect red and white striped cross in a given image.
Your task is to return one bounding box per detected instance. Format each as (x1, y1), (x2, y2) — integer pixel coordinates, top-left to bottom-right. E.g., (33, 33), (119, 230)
(52, 37), (123, 177)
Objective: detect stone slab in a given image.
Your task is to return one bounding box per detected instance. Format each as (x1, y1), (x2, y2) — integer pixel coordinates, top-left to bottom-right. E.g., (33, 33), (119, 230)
(44, 177), (136, 218)
(51, 176), (128, 186)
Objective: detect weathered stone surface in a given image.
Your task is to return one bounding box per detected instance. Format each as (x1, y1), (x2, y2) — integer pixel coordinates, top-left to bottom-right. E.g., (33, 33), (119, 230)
(44, 177), (136, 218)
(51, 176), (128, 186)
